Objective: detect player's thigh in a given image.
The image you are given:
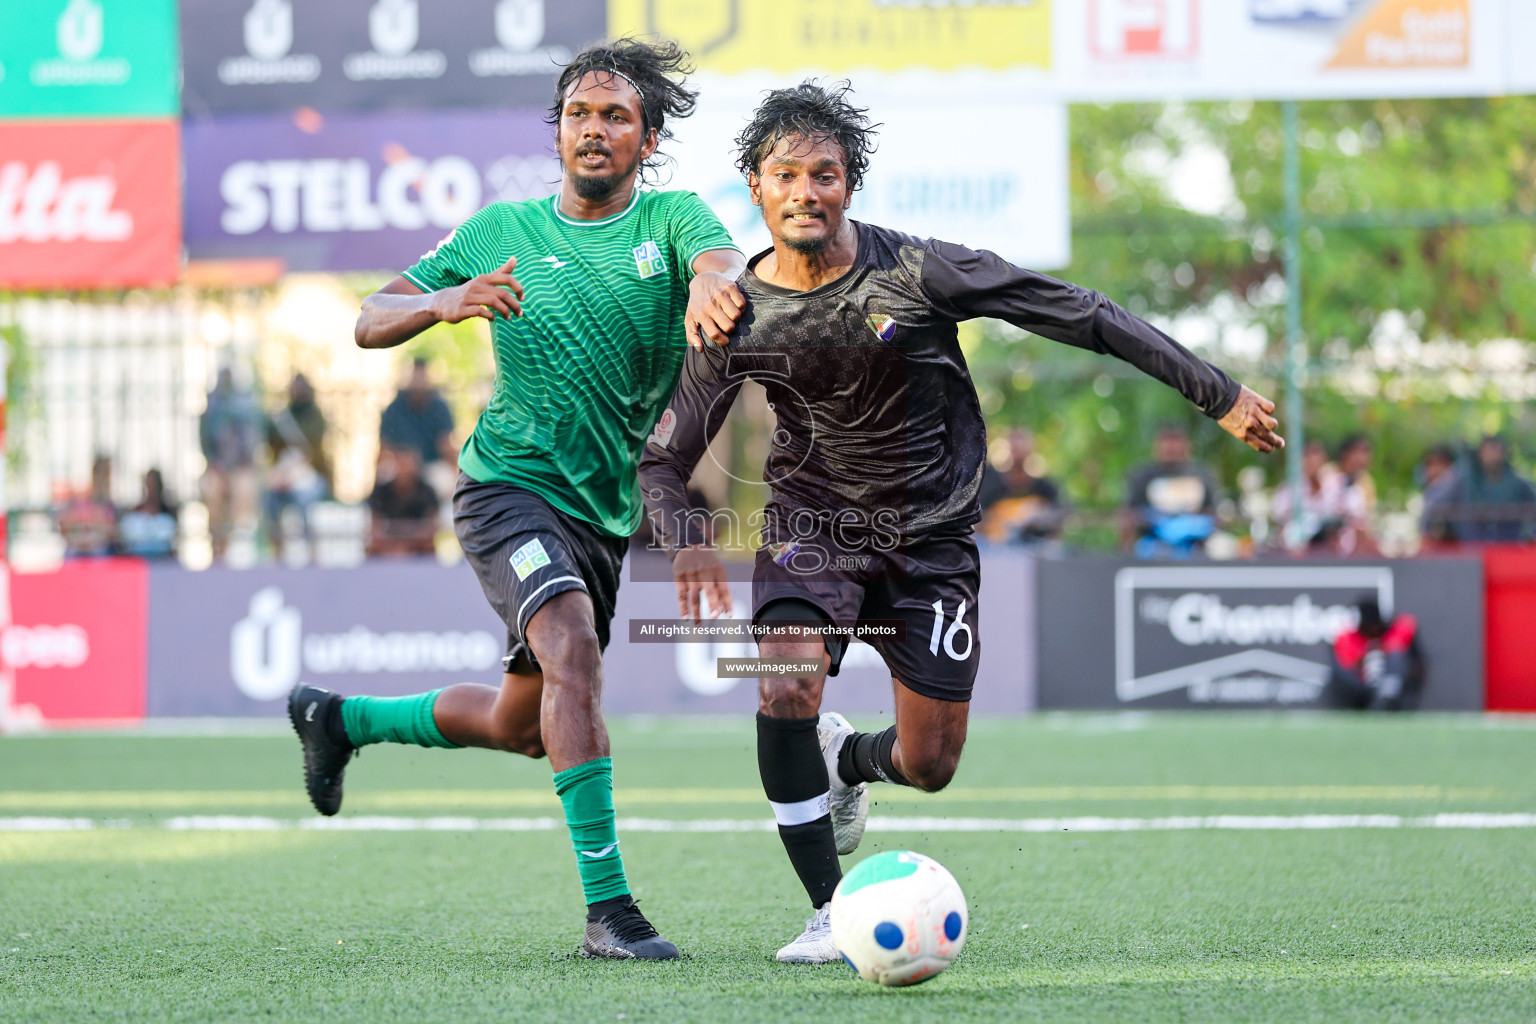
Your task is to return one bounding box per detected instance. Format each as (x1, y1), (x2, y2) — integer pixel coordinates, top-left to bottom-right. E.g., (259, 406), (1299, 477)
(863, 532), (981, 705)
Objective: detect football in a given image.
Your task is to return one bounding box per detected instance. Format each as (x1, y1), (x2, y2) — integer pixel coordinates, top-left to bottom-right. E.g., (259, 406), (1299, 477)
(829, 850), (968, 987)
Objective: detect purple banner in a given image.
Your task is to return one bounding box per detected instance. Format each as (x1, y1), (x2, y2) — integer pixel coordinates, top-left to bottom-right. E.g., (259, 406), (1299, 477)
(184, 108), (557, 272)
(145, 554), (1036, 717)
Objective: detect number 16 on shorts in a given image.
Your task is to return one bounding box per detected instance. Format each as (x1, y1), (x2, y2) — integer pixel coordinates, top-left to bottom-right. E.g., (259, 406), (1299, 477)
(929, 600), (974, 661)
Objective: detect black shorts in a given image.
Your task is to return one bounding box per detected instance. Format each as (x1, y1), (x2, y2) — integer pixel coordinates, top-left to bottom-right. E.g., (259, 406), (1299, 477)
(751, 512), (981, 702)
(453, 474), (628, 674)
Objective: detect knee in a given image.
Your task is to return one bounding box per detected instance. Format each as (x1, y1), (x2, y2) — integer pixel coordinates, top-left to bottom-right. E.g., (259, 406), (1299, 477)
(491, 721), (546, 759)
(903, 749), (960, 793)
(758, 674), (821, 719)
(536, 622), (604, 681)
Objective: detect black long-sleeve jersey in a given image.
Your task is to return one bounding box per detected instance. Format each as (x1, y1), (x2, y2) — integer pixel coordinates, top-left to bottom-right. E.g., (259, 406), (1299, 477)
(639, 221), (1241, 553)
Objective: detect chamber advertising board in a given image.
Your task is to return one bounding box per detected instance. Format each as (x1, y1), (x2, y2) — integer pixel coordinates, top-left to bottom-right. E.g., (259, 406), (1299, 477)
(1037, 558), (1484, 710)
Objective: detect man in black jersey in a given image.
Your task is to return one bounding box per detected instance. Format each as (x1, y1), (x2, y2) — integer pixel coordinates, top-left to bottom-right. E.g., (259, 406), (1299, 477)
(639, 82), (1284, 963)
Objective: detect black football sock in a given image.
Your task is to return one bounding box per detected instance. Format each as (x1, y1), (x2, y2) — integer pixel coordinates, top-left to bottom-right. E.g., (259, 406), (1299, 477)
(757, 712), (841, 908)
(837, 726), (912, 787)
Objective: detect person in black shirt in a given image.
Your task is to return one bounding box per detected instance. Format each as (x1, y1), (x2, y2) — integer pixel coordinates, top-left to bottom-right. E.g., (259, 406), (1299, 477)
(638, 81), (1283, 963)
(1121, 423), (1223, 557)
(366, 445), (439, 557)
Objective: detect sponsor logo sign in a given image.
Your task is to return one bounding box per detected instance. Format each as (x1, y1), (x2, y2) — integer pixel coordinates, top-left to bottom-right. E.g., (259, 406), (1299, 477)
(1115, 566), (1389, 704)
(181, 0), (599, 115)
(0, 0), (178, 117)
(7, 559), (147, 722)
(610, 0), (1052, 73)
(147, 563), (507, 715)
(1089, 0), (1199, 62)
(0, 120), (181, 289)
(184, 108), (556, 272)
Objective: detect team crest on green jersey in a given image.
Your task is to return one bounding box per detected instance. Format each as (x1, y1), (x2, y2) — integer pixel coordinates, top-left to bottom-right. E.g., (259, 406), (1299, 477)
(633, 240), (665, 279)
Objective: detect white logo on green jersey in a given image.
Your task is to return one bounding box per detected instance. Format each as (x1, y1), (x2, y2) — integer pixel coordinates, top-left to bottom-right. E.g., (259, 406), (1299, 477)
(540, 254), (568, 269)
(633, 240), (665, 279)
(510, 538), (552, 580)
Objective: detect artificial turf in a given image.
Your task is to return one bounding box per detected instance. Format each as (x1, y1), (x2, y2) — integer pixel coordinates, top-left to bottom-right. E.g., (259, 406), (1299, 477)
(2, 713), (1533, 1022)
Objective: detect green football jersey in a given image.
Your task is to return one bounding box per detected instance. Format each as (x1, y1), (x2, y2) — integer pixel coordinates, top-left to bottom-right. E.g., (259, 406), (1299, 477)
(403, 189), (738, 537)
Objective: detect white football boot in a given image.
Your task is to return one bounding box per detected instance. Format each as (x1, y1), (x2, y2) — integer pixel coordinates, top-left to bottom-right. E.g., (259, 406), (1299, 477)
(818, 711), (869, 855)
(775, 904), (839, 964)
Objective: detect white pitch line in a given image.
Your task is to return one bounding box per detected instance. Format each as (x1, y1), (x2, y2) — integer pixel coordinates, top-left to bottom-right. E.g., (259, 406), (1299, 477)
(3, 813), (1536, 833)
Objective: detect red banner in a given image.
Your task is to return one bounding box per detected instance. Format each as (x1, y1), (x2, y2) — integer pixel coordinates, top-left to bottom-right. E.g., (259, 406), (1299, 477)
(1484, 546), (1536, 712)
(0, 121), (181, 289)
(7, 559), (148, 723)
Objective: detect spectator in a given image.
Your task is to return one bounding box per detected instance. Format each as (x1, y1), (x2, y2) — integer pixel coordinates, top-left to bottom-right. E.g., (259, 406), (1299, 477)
(200, 367), (264, 561)
(978, 428), (1064, 545)
(1454, 435), (1536, 542)
(1326, 596), (1424, 711)
(1122, 424), (1221, 557)
(119, 468), (179, 559)
(1274, 437), (1375, 554)
(57, 455), (119, 557)
(366, 446), (440, 557)
(380, 358), (456, 499)
(265, 373), (331, 560)
(1418, 444), (1460, 544)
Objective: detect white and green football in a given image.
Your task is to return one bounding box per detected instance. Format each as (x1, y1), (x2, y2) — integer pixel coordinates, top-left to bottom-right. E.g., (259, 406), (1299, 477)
(829, 850), (968, 987)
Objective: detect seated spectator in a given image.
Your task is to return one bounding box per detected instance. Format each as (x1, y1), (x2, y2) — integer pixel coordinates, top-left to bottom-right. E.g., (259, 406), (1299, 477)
(367, 446), (440, 557)
(1273, 437), (1375, 554)
(1326, 596), (1424, 711)
(1122, 424), (1220, 558)
(381, 358), (457, 499)
(1454, 435), (1536, 542)
(978, 428), (1064, 545)
(119, 468), (179, 559)
(265, 373), (331, 560)
(57, 455), (120, 557)
(1418, 445), (1460, 545)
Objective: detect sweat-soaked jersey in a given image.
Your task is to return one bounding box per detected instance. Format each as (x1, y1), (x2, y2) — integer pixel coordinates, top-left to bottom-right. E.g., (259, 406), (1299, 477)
(638, 220), (1240, 551)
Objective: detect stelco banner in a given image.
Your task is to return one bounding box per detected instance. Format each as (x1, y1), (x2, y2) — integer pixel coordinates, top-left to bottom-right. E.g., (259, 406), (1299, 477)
(180, 0), (606, 115)
(0, 0), (180, 117)
(1037, 558), (1484, 710)
(0, 120), (182, 289)
(183, 108), (558, 272)
(142, 553), (1035, 718)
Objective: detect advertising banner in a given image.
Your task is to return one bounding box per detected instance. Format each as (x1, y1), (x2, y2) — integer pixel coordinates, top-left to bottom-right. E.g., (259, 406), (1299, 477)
(1037, 558), (1484, 710)
(180, 0), (605, 116)
(608, 0), (1052, 74)
(8, 559), (148, 722)
(1055, 0), (1510, 101)
(665, 77), (1072, 269)
(0, 0), (179, 118)
(183, 108), (557, 272)
(0, 120), (182, 289)
(145, 553), (1036, 717)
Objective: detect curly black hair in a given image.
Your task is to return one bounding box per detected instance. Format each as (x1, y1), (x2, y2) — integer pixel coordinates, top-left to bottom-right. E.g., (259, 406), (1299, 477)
(735, 80), (877, 192)
(548, 37), (698, 181)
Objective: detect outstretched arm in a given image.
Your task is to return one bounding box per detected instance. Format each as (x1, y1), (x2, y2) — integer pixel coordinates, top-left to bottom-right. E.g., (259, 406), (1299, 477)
(354, 258), (525, 350)
(686, 248), (748, 350)
(638, 348), (741, 621)
(920, 241), (1284, 453)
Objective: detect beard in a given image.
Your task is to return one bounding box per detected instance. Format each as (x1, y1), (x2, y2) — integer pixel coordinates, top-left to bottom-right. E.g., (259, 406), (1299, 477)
(783, 232), (829, 255)
(570, 144), (641, 201)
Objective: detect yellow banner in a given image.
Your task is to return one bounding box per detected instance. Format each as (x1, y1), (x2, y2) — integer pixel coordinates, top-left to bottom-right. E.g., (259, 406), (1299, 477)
(608, 0), (1051, 73)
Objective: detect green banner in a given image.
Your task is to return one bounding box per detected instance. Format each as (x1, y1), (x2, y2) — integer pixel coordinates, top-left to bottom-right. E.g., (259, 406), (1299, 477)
(0, 0), (179, 117)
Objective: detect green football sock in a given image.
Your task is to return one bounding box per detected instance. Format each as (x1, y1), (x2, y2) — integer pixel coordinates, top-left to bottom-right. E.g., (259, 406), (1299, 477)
(339, 690), (460, 749)
(554, 757), (631, 905)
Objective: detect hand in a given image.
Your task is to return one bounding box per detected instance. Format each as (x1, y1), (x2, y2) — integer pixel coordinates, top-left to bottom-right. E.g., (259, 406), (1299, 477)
(431, 256), (524, 323)
(1218, 385), (1285, 453)
(674, 543), (732, 624)
(685, 271), (746, 350)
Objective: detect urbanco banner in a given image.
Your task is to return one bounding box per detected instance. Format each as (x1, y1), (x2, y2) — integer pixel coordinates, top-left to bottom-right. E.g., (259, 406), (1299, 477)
(183, 107), (559, 272)
(0, 0), (179, 118)
(0, 120), (181, 289)
(180, 0), (607, 116)
(1036, 558), (1484, 710)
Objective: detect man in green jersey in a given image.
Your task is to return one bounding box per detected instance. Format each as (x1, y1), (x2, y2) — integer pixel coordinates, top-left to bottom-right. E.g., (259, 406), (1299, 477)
(286, 38), (746, 960)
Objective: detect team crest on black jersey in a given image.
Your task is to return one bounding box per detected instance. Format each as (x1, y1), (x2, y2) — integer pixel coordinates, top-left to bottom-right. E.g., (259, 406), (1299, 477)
(865, 313), (897, 343)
